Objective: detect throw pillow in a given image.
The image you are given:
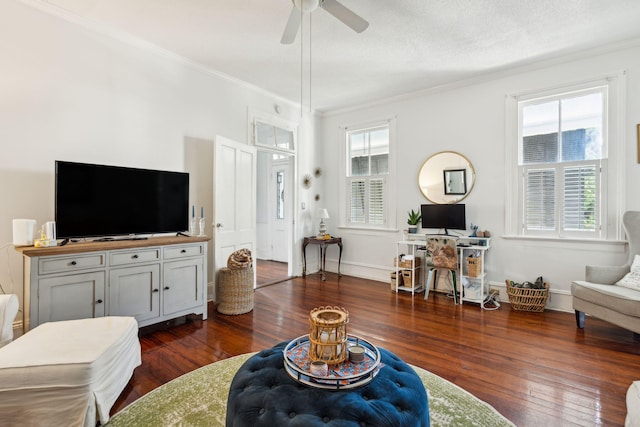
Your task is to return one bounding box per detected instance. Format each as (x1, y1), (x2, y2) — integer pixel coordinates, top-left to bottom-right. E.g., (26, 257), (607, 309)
(615, 254), (640, 290)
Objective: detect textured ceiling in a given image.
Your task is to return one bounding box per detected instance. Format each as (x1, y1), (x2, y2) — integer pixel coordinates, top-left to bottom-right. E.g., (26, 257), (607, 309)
(34, 0), (640, 112)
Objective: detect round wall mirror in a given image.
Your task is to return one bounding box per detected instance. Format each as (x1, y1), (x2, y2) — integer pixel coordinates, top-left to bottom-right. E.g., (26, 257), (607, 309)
(418, 151), (475, 204)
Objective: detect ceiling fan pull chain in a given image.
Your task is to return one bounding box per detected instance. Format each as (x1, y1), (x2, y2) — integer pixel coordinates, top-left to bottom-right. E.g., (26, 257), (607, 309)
(300, 5), (304, 117)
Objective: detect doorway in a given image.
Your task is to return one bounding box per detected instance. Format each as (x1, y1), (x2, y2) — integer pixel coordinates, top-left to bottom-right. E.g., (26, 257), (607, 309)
(256, 150), (293, 287)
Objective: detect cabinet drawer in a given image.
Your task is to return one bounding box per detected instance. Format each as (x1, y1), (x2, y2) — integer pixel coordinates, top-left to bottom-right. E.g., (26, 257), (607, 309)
(39, 253), (106, 275)
(110, 248), (161, 266)
(164, 244), (204, 259)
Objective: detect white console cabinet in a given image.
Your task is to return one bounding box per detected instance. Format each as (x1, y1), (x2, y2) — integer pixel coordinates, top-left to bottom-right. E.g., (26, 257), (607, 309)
(17, 236), (209, 331)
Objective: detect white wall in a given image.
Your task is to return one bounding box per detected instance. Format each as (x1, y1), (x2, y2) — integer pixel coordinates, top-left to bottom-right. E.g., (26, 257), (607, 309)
(0, 1), (315, 318)
(320, 43), (640, 311)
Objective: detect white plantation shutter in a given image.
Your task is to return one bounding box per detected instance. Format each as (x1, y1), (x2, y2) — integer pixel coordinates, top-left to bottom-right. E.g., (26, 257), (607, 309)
(368, 178), (385, 224)
(349, 179), (366, 223)
(522, 161), (600, 237)
(524, 167), (556, 231)
(348, 177), (386, 225)
(563, 163), (598, 232)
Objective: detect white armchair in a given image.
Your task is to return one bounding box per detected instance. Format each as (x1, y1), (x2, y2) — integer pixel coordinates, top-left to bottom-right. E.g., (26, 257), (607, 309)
(0, 294), (18, 348)
(571, 211), (640, 339)
(0, 296), (141, 426)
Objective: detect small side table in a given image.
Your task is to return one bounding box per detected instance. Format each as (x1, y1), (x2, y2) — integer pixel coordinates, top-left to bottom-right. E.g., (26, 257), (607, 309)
(302, 237), (342, 281)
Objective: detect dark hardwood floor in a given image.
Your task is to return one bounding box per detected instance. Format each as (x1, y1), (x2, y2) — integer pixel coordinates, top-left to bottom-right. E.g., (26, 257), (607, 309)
(256, 259), (289, 287)
(112, 273), (639, 426)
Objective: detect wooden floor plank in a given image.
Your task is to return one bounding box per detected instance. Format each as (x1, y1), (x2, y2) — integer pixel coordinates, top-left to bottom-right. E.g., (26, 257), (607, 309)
(112, 273), (639, 426)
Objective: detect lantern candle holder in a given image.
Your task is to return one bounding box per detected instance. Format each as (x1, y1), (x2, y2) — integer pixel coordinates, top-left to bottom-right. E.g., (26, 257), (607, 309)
(308, 306), (349, 365)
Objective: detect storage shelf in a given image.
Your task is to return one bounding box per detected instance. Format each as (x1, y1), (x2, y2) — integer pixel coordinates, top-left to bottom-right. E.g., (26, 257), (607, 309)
(396, 235), (492, 309)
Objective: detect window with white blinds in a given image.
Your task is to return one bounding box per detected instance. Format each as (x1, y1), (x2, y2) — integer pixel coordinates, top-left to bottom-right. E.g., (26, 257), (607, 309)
(345, 123), (391, 227)
(518, 87), (606, 238)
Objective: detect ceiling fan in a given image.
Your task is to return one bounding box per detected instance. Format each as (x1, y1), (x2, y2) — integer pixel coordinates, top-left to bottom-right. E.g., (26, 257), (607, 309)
(280, 0), (369, 44)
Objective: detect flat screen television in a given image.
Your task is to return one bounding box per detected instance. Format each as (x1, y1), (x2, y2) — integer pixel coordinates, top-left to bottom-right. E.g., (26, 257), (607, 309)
(55, 161), (189, 239)
(420, 203), (466, 235)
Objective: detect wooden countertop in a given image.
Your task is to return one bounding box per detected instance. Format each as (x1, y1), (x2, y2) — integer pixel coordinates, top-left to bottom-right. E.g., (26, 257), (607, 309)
(15, 235), (211, 257)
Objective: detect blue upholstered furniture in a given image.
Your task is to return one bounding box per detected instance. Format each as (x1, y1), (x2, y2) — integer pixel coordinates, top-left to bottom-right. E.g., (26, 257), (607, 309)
(227, 341), (430, 427)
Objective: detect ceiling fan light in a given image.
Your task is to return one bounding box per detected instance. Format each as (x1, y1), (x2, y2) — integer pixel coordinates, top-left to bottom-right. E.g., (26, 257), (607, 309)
(293, 0), (320, 13)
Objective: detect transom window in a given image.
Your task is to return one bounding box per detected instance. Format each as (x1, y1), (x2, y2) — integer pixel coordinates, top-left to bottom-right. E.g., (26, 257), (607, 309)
(253, 119), (295, 156)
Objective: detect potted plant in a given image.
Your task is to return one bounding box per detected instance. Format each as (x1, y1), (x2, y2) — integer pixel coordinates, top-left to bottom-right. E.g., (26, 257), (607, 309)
(407, 209), (421, 234)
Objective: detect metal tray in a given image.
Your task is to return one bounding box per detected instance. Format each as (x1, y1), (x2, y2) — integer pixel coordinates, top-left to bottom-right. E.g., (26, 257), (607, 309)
(283, 334), (381, 390)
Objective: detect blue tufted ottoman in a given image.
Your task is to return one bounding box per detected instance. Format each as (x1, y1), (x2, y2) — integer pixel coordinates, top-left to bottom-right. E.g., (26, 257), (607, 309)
(226, 341), (430, 427)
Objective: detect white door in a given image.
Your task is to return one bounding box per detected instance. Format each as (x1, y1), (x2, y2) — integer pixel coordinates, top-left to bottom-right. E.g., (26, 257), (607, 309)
(213, 136), (257, 289)
(271, 160), (290, 262)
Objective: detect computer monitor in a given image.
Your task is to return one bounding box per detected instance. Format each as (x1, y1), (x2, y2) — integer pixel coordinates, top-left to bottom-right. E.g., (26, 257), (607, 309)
(420, 203), (466, 235)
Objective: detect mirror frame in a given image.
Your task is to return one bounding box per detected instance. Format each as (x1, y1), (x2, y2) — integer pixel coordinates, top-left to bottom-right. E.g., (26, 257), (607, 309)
(418, 151), (476, 204)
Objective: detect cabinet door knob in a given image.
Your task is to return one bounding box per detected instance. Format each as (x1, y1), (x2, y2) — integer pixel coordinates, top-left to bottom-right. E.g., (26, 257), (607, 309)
(132, 254), (139, 259)
(164, 286), (170, 290)
(153, 288), (159, 293)
(180, 249), (187, 253)
(96, 299), (103, 304)
(70, 261), (77, 266)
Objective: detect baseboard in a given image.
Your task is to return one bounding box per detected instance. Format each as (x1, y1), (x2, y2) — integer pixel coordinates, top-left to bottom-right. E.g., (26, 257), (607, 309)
(321, 260), (574, 313)
(207, 281), (215, 302)
(322, 258), (390, 283)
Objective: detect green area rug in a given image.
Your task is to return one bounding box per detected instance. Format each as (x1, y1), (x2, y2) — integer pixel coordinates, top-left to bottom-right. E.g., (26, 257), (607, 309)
(107, 353), (514, 427)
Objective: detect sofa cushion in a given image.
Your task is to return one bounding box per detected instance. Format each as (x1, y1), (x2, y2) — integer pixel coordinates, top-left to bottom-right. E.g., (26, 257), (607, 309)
(616, 255), (640, 290)
(572, 281), (640, 318)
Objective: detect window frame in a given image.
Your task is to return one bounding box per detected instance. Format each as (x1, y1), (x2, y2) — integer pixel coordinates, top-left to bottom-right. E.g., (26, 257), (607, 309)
(250, 110), (297, 155)
(505, 73), (626, 241)
(339, 118), (397, 231)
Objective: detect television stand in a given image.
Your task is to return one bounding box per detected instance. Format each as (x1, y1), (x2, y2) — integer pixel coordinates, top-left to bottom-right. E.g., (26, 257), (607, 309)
(15, 235), (210, 331)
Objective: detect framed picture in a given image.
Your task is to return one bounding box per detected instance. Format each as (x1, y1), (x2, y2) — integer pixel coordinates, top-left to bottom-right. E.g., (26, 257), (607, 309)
(443, 168), (467, 195)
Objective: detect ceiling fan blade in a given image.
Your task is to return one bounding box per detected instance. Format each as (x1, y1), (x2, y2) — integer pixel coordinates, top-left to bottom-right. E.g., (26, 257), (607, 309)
(281, 6), (301, 44)
(320, 0), (369, 33)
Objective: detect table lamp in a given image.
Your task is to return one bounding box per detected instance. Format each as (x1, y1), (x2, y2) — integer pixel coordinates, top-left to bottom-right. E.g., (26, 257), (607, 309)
(318, 208), (329, 238)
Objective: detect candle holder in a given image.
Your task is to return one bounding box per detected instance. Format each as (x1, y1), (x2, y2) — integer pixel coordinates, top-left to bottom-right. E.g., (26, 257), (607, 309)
(189, 217), (197, 236)
(198, 217), (206, 236)
(308, 306), (349, 365)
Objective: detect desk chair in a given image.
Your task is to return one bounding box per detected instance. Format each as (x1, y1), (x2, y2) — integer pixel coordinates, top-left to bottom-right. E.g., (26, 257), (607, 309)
(424, 236), (459, 303)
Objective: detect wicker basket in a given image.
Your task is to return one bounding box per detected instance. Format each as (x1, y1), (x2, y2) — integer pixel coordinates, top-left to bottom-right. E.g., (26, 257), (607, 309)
(390, 271), (403, 290)
(505, 280), (549, 312)
(466, 256), (482, 278)
(394, 257), (421, 269)
(216, 267), (254, 315)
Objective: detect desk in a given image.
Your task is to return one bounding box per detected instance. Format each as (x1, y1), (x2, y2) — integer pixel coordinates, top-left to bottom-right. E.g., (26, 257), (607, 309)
(398, 235), (492, 308)
(302, 237), (342, 281)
